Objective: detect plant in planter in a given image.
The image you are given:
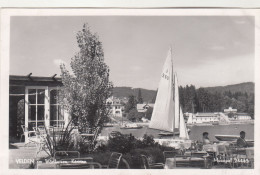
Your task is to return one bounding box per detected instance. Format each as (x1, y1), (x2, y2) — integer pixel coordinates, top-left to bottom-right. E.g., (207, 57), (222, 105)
(40, 120), (77, 159)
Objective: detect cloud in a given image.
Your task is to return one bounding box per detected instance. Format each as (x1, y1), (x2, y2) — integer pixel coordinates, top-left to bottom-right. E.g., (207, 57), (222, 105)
(53, 59), (66, 67)
(53, 59), (73, 74)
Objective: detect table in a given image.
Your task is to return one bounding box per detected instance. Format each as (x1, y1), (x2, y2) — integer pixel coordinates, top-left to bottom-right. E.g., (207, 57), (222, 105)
(36, 161), (59, 169)
(164, 157), (189, 169)
(164, 156), (211, 169)
(36, 161), (102, 169)
(203, 143), (229, 156)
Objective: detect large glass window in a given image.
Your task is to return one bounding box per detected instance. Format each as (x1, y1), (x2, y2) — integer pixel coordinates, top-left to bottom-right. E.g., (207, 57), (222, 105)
(28, 88), (45, 130)
(50, 88), (64, 127)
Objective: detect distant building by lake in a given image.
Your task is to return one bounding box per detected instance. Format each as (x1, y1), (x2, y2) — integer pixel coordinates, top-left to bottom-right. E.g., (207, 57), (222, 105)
(224, 107), (252, 121)
(187, 107), (252, 125)
(187, 112), (222, 124)
(136, 103), (154, 113)
(106, 96), (124, 117)
(224, 107), (237, 113)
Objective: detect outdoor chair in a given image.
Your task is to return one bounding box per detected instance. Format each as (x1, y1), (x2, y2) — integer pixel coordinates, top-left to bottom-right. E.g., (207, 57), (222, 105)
(236, 147), (250, 168)
(35, 126), (52, 158)
(163, 151), (178, 162)
(59, 162), (102, 169)
(80, 126), (100, 151)
(57, 157), (102, 169)
(20, 125), (36, 144)
(102, 152), (122, 169)
(216, 144), (231, 167)
(226, 143), (239, 168)
(141, 155), (164, 169)
(60, 157), (93, 162)
(173, 155), (191, 168)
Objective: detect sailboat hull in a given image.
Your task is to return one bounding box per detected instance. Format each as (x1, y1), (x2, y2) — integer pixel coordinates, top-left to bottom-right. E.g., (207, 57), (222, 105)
(159, 129), (190, 136)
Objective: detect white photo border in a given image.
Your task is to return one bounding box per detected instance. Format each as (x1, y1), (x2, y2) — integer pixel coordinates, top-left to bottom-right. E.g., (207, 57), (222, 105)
(1, 8), (260, 175)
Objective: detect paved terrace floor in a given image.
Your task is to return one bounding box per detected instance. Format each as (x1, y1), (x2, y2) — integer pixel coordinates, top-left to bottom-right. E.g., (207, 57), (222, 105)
(9, 142), (49, 169)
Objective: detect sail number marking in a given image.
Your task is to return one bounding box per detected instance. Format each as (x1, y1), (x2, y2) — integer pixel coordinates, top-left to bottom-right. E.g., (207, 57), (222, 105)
(162, 73), (169, 80)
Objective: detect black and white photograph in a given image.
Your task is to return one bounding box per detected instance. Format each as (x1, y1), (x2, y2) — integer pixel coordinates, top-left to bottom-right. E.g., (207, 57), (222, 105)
(1, 9), (259, 173)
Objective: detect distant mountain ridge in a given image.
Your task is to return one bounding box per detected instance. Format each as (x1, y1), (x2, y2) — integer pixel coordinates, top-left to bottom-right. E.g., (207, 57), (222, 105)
(204, 82), (254, 94)
(113, 82), (254, 102)
(112, 87), (156, 103)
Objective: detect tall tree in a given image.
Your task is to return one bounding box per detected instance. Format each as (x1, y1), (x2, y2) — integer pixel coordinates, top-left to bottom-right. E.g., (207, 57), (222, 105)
(59, 23), (113, 134)
(145, 107), (153, 120)
(151, 89), (158, 103)
(125, 95), (137, 113)
(137, 88), (143, 104)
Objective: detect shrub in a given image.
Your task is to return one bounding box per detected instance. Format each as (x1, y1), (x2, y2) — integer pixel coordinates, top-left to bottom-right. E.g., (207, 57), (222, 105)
(123, 147), (164, 169)
(107, 133), (138, 154)
(92, 132), (175, 168)
(135, 134), (158, 148)
(81, 151), (112, 165)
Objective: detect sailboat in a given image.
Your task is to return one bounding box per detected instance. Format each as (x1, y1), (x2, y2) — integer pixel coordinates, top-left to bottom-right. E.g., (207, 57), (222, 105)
(149, 48), (189, 140)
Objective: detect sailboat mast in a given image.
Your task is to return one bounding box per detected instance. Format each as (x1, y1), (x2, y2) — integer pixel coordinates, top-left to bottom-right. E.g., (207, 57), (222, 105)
(170, 47), (175, 139)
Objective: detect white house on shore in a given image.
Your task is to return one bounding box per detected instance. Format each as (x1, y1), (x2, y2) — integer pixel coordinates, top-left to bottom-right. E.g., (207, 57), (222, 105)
(187, 107), (252, 125)
(235, 113), (252, 120)
(106, 96), (123, 117)
(187, 112), (220, 124)
(136, 103), (154, 113)
(224, 107), (252, 121)
(224, 107), (237, 113)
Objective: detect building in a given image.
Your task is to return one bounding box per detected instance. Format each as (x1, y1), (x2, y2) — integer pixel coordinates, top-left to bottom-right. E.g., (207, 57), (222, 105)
(9, 74), (68, 143)
(106, 96), (123, 117)
(224, 107), (251, 121)
(9, 74), (122, 143)
(136, 103), (154, 113)
(236, 113), (251, 120)
(187, 112), (220, 124)
(224, 107), (237, 113)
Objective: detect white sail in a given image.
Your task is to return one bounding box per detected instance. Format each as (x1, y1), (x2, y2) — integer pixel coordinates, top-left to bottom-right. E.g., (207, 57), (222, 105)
(179, 107), (189, 139)
(174, 73), (180, 129)
(149, 49), (175, 132)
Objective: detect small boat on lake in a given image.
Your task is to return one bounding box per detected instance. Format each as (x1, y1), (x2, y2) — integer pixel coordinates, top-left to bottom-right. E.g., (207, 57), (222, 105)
(159, 128), (191, 137)
(120, 123), (143, 129)
(103, 123), (114, 127)
(215, 134), (239, 141)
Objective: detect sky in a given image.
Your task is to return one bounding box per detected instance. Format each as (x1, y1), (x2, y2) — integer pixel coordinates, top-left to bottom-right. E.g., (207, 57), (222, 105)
(10, 16), (255, 90)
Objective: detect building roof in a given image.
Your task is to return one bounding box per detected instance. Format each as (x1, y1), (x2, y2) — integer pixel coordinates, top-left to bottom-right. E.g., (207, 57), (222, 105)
(224, 107), (237, 112)
(106, 96), (123, 105)
(236, 113), (250, 116)
(195, 113), (218, 117)
(10, 75), (62, 87)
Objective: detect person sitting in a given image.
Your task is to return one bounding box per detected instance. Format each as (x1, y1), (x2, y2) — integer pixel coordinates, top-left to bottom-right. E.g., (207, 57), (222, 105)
(202, 132), (211, 145)
(237, 131), (248, 148)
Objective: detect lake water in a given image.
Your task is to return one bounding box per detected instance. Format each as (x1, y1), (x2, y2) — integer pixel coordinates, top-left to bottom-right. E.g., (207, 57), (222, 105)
(101, 123), (254, 141)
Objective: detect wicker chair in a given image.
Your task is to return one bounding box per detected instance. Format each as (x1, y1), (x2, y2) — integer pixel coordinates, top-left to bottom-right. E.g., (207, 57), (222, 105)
(20, 125), (36, 144)
(105, 152), (122, 169)
(141, 155), (164, 169)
